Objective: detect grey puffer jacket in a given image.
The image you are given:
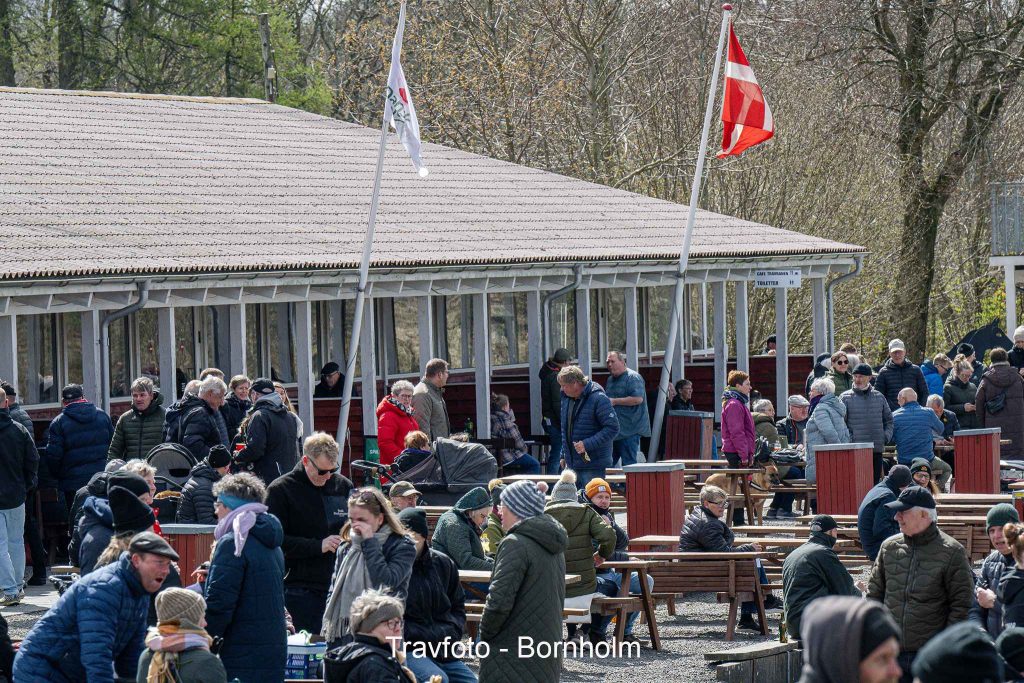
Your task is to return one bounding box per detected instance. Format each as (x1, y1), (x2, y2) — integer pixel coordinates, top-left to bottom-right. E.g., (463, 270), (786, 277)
(840, 385), (892, 452)
(866, 522), (974, 652)
(804, 394), (850, 483)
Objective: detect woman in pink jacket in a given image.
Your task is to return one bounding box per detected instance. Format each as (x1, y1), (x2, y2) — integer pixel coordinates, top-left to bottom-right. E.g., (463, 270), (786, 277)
(720, 370), (756, 524)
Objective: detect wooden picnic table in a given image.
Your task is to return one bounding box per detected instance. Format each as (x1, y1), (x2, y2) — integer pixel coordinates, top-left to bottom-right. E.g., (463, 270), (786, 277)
(600, 559), (664, 650)
(458, 569), (581, 586)
(936, 493), (1010, 503)
(629, 534), (851, 552)
(684, 467), (761, 527)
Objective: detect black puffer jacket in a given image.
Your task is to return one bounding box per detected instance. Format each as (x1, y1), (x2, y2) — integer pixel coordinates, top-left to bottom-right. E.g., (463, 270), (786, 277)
(1000, 566), (1024, 630)
(404, 548), (466, 662)
(67, 472), (111, 558)
(325, 634), (413, 683)
(970, 549), (1014, 637)
(866, 522), (974, 651)
(163, 394), (203, 443)
(0, 409), (38, 510)
(234, 395), (298, 484)
(222, 394), (251, 439)
(1010, 346), (1024, 372)
(180, 401), (229, 462)
(874, 358), (929, 411)
(943, 375), (980, 430)
(175, 461), (221, 524)
(781, 531), (859, 639)
(678, 505), (755, 553)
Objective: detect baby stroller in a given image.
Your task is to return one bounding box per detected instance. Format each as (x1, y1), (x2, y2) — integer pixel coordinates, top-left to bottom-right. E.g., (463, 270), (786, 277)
(352, 437), (498, 507)
(146, 443), (194, 523)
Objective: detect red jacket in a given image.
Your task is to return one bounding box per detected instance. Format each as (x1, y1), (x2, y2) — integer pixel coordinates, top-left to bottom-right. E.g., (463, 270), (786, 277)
(376, 398), (419, 465)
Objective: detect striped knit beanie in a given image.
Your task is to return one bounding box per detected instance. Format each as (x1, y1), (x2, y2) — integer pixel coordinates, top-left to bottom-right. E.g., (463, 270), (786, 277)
(501, 480), (546, 520)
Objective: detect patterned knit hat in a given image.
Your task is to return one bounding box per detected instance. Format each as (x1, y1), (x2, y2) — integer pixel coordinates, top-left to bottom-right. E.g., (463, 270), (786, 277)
(155, 587), (206, 630)
(549, 470), (578, 504)
(500, 480), (546, 520)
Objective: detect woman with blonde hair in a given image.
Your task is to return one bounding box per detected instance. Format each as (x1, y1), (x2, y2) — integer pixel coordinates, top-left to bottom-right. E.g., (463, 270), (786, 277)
(274, 381), (305, 454)
(322, 488), (416, 647)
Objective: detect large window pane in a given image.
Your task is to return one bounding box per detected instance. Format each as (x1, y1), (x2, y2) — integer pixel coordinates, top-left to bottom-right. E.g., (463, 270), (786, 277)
(17, 314), (58, 403)
(444, 296), (473, 369)
(268, 303), (296, 383)
(137, 309), (160, 386)
(490, 293), (526, 366)
(245, 304), (263, 378)
(648, 286), (672, 353)
(606, 290), (626, 357)
(109, 317), (131, 398)
(64, 313), (83, 385)
(392, 298), (419, 374)
(175, 308), (196, 393)
(549, 294), (575, 357)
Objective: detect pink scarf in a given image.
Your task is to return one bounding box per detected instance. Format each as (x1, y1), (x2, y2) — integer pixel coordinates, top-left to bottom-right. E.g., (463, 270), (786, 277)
(214, 502), (267, 556)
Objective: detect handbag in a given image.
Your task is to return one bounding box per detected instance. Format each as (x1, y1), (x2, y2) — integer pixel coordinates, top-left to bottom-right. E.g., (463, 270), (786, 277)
(986, 389), (1007, 415)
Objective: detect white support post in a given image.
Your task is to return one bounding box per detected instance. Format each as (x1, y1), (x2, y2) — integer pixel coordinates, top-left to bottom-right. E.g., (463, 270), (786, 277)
(575, 288), (592, 376)
(157, 308), (178, 403)
(527, 291), (544, 436)
(294, 301), (315, 437)
(624, 287), (640, 369)
(0, 315), (16, 394)
(1007, 266), (1019, 335)
(360, 301), (378, 439)
(417, 296), (435, 371)
(812, 278), (827, 358)
(228, 304), (247, 378)
(473, 293), (492, 439)
(776, 288), (789, 415)
(712, 281), (728, 424)
(735, 281), (749, 373)
(80, 310), (102, 405)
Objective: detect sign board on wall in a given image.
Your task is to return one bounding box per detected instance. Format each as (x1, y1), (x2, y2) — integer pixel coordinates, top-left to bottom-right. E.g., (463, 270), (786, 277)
(754, 269), (802, 288)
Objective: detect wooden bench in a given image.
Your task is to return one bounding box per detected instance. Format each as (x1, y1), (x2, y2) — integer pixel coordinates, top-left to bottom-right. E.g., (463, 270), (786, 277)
(625, 551), (773, 640)
(463, 604), (592, 638)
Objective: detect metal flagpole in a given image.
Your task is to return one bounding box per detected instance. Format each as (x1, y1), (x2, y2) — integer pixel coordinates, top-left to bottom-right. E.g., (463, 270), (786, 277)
(648, 3), (733, 460)
(336, 114), (389, 446)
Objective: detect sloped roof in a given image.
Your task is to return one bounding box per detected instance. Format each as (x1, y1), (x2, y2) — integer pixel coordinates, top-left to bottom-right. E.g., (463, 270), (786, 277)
(0, 87), (865, 282)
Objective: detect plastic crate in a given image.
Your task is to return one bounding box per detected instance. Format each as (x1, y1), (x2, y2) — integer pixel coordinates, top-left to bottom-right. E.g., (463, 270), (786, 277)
(285, 635), (327, 679)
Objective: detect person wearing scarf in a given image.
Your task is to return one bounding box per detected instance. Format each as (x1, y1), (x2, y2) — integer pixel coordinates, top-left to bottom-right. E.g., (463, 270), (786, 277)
(324, 588), (417, 682)
(322, 488), (416, 648)
(203, 473), (286, 683)
(720, 370), (756, 525)
(376, 380), (420, 466)
(137, 587), (225, 683)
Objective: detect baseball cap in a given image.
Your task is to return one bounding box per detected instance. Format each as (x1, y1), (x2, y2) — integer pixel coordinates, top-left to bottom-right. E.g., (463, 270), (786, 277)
(250, 378), (275, 396)
(389, 481), (421, 498)
(61, 384), (85, 402)
(884, 485), (935, 512)
(852, 363), (874, 376)
(809, 514), (838, 533)
(129, 531), (180, 561)
(888, 339), (906, 352)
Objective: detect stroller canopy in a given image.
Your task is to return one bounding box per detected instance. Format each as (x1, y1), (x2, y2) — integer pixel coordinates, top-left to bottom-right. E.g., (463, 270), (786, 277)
(434, 438), (497, 490)
(146, 442), (197, 488)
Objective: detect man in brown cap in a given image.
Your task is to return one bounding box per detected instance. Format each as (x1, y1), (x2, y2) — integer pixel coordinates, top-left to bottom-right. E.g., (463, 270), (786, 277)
(388, 481), (421, 511)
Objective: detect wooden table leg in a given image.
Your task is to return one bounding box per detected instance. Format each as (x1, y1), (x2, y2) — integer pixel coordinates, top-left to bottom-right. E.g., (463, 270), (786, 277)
(740, 476), (756, 526)
(636, 567), (661, 651)
(725, 474), (737, 528)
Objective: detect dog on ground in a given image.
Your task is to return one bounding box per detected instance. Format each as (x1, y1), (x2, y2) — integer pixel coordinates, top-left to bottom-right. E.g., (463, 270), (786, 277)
(705, 461), (781, 493)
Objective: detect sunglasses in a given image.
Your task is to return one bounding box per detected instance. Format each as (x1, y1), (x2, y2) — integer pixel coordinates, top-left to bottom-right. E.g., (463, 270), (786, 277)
(306, 457), (339, 476)
(835, 359), (849, 365)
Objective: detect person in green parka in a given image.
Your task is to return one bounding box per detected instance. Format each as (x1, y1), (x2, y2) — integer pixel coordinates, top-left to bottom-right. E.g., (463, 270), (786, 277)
(544, 469), (616, 643)
(431, 487), (493, 571)
(108, 378), (166, 461)
(136, 587), (227, 683)
(482, 479), (506, 558)
(826, 351), (854, 396)
(480, 480), (568, 683)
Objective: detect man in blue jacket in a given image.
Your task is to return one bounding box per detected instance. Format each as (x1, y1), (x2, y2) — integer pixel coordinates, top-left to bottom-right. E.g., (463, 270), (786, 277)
(892, 388), (951, 490)
(558, 365), (619, 486)
(13, 531), (177, 682)
(45, 384), (114, 509)
(857, 464), (913, 561)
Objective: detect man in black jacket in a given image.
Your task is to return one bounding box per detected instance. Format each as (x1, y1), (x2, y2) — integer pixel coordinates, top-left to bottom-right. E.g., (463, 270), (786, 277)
(0, 387), (38, 606)
(857, 464), (913, 562)
(539, 348), (572, 472)
(874, 339), (929, 411)
(176, 445), (231, 524)
(970, 503), (1020, 638)
(179, 376), (229, 462)
(234, 378), (298, 483)
(781, 514), (860, 640)
(265, 432), (352, 634)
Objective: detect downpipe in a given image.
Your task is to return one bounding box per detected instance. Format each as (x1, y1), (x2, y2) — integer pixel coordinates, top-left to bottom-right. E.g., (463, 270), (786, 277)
(826, 256), (862, 351)
(100, 281), (150, 414)
(542, 265), (584, 358)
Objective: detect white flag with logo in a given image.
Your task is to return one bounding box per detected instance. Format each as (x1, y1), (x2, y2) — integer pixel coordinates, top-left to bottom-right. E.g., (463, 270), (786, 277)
(384, 3), (428, 177)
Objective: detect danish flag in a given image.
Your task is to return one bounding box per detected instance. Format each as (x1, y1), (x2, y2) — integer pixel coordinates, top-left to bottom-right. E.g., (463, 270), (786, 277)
(717, 24), (773, 158)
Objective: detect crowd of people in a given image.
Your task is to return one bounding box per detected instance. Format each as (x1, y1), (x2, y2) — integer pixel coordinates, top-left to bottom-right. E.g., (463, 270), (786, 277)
(1, 329), (1024, 682)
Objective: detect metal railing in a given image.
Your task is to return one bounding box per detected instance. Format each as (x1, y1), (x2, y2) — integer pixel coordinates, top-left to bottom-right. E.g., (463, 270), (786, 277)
(992, 181), (1024, 256)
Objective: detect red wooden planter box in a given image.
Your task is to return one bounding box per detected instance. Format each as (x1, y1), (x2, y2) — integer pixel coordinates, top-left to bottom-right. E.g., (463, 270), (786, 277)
(623, 462), (687, 538)
(953, 428), (1001, 494)
(162, 524), (217, 579)
(814, 443), (875, 515)
(665, 411), (714, 460)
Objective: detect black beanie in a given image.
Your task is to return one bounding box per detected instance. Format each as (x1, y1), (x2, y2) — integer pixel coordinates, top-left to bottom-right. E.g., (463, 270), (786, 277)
(108, 486), (156, 534)
(398, 507), (429, 539)
(912, 622), (1003, 683)
(207, 444), (231, 469)
(107, 471), (150, 499)
(886, 465), (913, 489)
(860, 605), (900, 661)
(998, 627), (1024, 677)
